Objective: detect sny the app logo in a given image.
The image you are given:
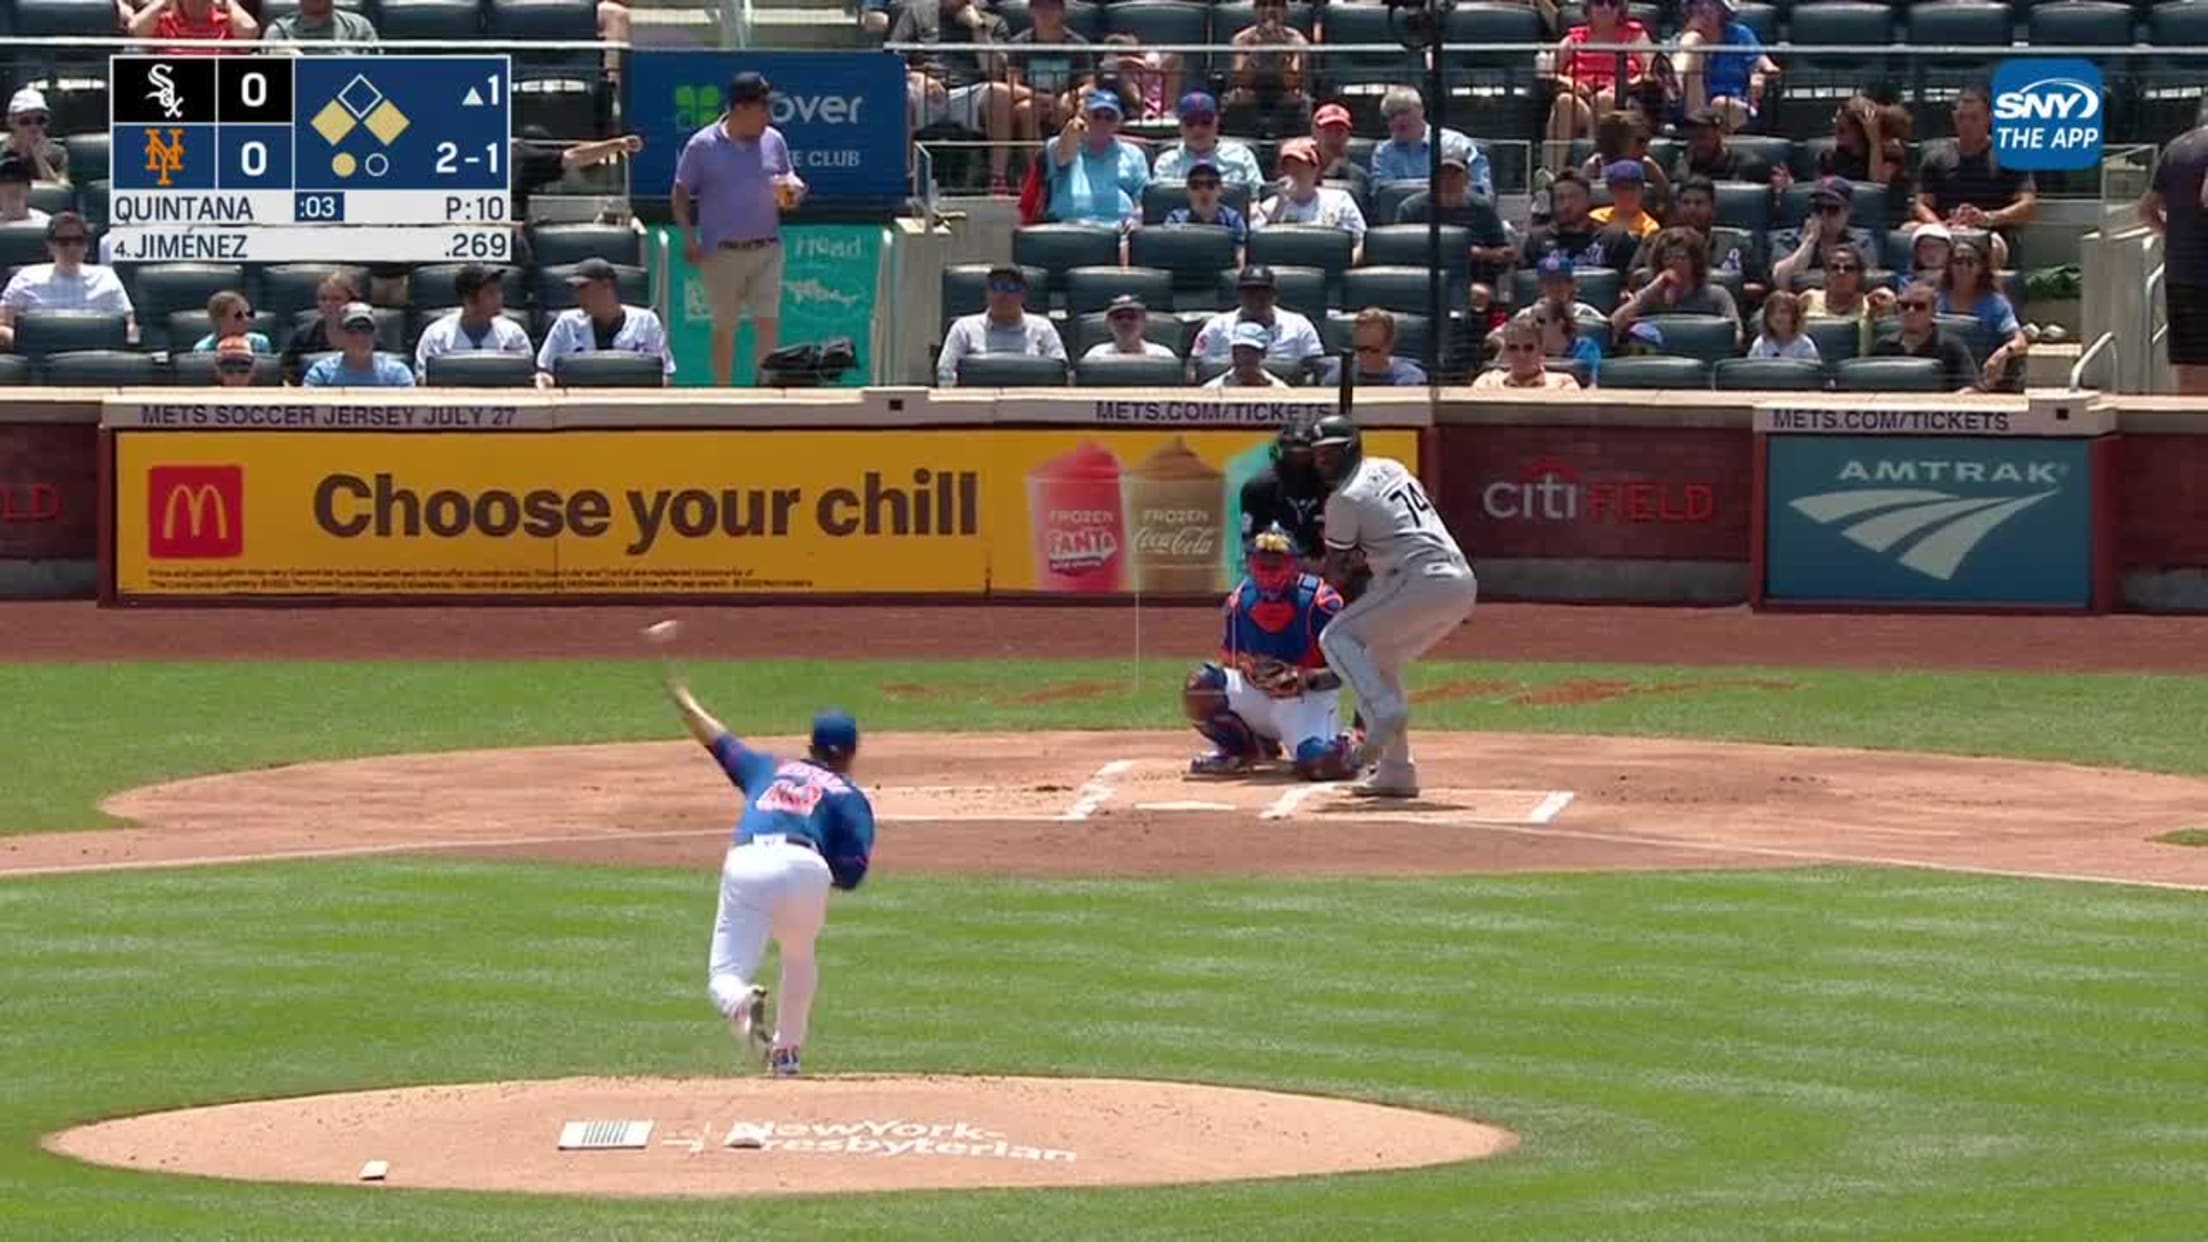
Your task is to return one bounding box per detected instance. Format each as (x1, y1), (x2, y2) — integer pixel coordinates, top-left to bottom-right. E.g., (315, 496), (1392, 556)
(147, 465), (243, 559)
(142, 128), (185, 188)
(1991, 59), (2104, 171)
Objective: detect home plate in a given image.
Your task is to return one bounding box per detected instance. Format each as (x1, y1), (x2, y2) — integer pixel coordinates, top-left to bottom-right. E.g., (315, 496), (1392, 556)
(1136, 800), (1239, 812)
(1304, 788), (1573, 826)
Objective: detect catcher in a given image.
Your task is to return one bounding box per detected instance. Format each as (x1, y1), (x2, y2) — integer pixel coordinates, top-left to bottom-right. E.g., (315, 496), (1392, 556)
(1184, 524), (1362, 780)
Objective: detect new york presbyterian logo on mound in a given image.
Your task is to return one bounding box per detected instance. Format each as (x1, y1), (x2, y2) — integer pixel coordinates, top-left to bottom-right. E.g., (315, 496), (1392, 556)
(147, 465), (244, 559)
(1789, 458), (2064, 581)
(1992, 59), (2104, 171)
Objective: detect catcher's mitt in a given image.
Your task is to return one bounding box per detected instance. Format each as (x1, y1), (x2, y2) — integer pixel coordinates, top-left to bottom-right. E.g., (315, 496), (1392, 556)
(1241, 656), (1307, 699)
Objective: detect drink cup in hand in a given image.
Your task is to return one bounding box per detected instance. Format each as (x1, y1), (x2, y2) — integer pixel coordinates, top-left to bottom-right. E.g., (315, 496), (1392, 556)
(773, 174), (803, 209)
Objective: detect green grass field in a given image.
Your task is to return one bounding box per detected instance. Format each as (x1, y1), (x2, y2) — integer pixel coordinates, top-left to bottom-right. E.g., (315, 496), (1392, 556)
(2, 657), (2204, 1239)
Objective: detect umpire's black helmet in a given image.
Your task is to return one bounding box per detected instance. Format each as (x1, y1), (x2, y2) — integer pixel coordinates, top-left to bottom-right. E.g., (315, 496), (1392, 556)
(1310, 413), (1363, 487)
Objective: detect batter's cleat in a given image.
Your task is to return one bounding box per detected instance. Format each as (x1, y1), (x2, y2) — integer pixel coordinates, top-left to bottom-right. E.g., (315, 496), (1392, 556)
(1349, 770), (1420, 799)
(1188, 751), (1255, 776)
(769, 1046), (802, 1078)
(1257, 736), (1284, 762)
(730, 986), (772, 1066)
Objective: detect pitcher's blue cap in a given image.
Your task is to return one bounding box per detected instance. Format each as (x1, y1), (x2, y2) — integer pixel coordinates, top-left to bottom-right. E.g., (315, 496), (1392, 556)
(811, 710), (860, 757)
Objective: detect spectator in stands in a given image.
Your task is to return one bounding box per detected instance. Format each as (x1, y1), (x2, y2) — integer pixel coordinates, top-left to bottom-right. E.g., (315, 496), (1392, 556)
(1371, 86), (1490, 202)
(1591, 160), (1659, 240)
(1397, 151), (1514, 310)
(1542, 0), (1656, 173)
(1800, 246), (1888, 355)
(213, 334), (258, 387)
(131, 0), (258, 48)
(1097, 34), (1178, 123)
(1772, 177), (1876, 290)
(1635, 175), (1761, 299)
(1492, 252), (1609, 353)
(1309, 103), (1369, 202)
(1875, 282), (1981, 390)
(1225, 0), (1311, 135)
(1153, 92), (1264, 200)
(1671, 107), (1765, 183)
(193, 290), (269, 353)
(262, 0), (377, 47)
(0, 214), (130, 350)
(1048, 90), (1148, 228)
(1673, 0), (1774, 133)
(1782, 95), (1913, 223)
(1538, 298), (1605, 373)
(304, 303), (413, 388)
(1913, 84), (2036, 272)
(2138, 105), (2208, 394)
(1316, 308), (1428, 387)
(1162, 162), (1248, 263)
(896, 0), (1024, 194)
(1207, 321), (1292, 387)
(1935, 238), (2026, 390)
(537, 258), (675, 386)
(5, 90), (66, 184)
(281, 271), (358, 384)
(415, 264), (532, 380)
(509, 129), (642, 257)
(1611, 227), (1740, 344)
(674, 71), (805, 386)
(0, 153), (47, 226)
(1577, 109), (1668, 211)
(1902, 221), (1951, 289)
(1084, 294), (1176, 361)
(936, 263), (1065, 384)
(1192, 264), (1323, 365)
(1010, 0), (1094, 135)
(1475, 318), (1582, 390)
(1519, 172), (1638, 272)
(1253, 138), (1366, 262)
(1748, 290), (1819, 362)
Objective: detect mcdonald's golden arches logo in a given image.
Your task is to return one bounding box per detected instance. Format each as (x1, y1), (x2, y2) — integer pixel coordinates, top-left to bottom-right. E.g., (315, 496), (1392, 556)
(147, 465), (243, 558)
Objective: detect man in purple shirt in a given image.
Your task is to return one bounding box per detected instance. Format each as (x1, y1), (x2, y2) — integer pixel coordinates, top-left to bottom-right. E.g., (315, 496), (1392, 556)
(673, 71), (807, 386)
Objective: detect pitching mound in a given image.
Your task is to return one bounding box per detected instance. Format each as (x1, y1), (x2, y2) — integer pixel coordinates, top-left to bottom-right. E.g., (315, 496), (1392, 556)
(45, 1076), (1516, 1197)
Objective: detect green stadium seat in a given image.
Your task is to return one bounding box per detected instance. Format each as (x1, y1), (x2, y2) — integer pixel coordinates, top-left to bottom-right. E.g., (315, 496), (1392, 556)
(1713, 181), (1773, 234)
(27, 181), (71, 217)
(1363, 224), (1471, 273)
(1803, 316), (1863, 366)
(380, 0), (484, 40)
(1074, 353), (1189, 387)
(0, 223), (51, 270)
(1013, 224), (1124, 299)
(526, 224), (643, 270)
(1321, 309), (1431, 362)
(1247, 226), (1355, 279)
(1639, 314), (1741, 365)
(12, 309), (127, 358)
(1074, 309), (1192, 358)
(425, 352), (539, 387)
(553, 351), (668, 387)
(167, 309), (280, 351)
(1715, 357), (1826, 390)
(1598, 355), (1711, 389)
(1127, 224), (1238, 297)
(533, 262), (648, 311)
(1064, 265), (1174, 316)
(290, 306), (405, 353)
(0, 354), (31, 385)
(171, 352), (282, 386)
(1215, 264), (1329, 317)
(410, 263), (533, 309)
(43, 348), (160, 386)
(1835, 355), (1949, 391)
(132, 264), (245, 353)
(955, 353), (1070, 387)
(1341, 265), (1446, 317)
(940, 263), (1047, 318)
(61, 133), (108, 184)
(259, 264), (368, 321)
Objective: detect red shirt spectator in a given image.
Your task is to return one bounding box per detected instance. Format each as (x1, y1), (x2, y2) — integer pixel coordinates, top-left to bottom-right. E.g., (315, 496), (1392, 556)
(1561, 12), (1651, 88)
(129, 0), (259, 50)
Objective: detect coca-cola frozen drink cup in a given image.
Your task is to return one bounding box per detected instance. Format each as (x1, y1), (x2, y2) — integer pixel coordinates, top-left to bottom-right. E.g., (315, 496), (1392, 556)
(1122, 437), (1226, 595)
(1026, 441), (1126, 592)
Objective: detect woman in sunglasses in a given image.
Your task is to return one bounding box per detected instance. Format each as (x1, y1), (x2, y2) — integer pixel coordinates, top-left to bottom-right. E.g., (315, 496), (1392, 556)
(1800, 247), (1888, 357)
(1873, 281), (1982, 391)
(1934, 238), (2026, 391)
(1474, 318), (1582, 390)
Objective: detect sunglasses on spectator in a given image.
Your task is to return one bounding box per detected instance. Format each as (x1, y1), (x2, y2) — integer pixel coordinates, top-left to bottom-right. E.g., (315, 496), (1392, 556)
(50, 234), (86, 246)
(1188, 180), (1220, 191)
(1504, 342), (1541, 353)
(987, 280), (1025, 294)
(1108, 309), (1140, 320)
(1901, 299), (1934, 311)
(216, 358), (254, 373)
(1354, 341), (1387, 354)
(1827, 260), (1860, 272)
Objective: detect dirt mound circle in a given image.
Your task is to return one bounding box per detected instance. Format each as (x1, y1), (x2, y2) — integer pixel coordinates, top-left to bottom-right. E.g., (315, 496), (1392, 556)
(45, 1076), (1516, 1197)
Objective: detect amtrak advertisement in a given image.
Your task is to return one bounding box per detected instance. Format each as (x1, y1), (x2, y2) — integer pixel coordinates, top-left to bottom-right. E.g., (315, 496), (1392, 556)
(628, 51), (909, 203)
(1764, 435), (2093, 605)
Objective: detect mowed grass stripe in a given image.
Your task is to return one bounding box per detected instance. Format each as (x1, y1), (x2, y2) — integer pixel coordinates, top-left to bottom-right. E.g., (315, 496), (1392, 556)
(5, 659), (2208, 834)
(0, 861), (2202, 1240)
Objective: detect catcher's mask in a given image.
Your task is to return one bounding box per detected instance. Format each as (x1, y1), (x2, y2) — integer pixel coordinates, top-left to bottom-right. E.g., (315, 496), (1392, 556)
(1249, 525), (1297, 595)
(1310, 413), (1363, 488)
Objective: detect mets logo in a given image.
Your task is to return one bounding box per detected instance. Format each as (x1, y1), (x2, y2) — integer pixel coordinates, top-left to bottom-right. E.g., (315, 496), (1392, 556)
(1788, 487), (2054, 581)
(147, 465), (243, 559)
(142, 128), (186, 188)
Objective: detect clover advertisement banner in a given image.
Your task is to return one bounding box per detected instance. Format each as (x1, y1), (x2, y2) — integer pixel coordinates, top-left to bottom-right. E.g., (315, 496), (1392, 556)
(627, 51), (910, 203)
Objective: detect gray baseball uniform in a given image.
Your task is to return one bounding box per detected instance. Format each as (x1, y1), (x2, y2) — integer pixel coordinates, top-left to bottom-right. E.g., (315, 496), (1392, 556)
(1317, 455), (1477, 787)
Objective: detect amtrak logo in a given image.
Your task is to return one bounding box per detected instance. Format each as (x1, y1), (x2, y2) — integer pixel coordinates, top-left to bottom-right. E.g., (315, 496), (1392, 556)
(1789, 486), (2055, 581)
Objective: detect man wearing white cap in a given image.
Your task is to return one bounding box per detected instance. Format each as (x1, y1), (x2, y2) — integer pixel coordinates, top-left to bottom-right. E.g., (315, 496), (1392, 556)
(1205, 321), (1291, 387)
(5, 88), (66, 184)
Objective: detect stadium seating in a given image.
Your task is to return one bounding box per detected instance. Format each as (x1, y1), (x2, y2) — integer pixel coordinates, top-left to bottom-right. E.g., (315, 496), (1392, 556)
(940, 264), (1048, 318)
(410, 264), (534, 310)
(1216, 264), (1329, 316)
(554, 351), (669, 387)
(172, 352), (282, 386)
(291, 306), (406, 353)
(1341, 265), (1449, 317)
(1715, 357), (1825, 390)
(1064, 265), (1174, 315)
(0, 353), (30, 384)
(1641, 314), (1741, 366)
(533, 262), (649, 311)
(1363, 225), (1470, 273)
(1073, 309), (1194, 357)
(1127, 225), (1239, 307)
(259, 265), (369, 321)
(1835, 356), (1950, 391)
(1074, 353), (1189, 386)
(0, 222), (52, 270)
(956, 354), (1070, 386)
(426, 352), (539, 387)
(44, 348), (158, 386)
(1014, 225), (1124, 300)
(380, 0), (485, 41)
(132, 264), (244, 353)
(527, 225), (643, 270)
(1193, 355), (1309, 385)
(1599, 356), (1710, 389)
(1321, 309), (1431, 363)
(12, 310), (127, 359)
(1802, 317), (1865, 367)
(1246, 227), (1356, 282)
(168, 309), (281, 351)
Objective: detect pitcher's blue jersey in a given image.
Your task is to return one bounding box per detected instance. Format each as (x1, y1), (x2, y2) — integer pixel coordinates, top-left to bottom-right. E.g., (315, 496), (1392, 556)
(712, 735), (877, 890)
(1221, 572), (1343, 669)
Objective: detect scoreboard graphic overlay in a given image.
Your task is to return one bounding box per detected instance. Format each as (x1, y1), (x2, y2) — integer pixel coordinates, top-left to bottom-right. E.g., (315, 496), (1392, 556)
(109, 55), (512, 263)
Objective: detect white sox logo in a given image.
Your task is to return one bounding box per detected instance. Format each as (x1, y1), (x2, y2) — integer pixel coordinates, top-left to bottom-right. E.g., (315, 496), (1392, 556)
(145, 64), (186, 120)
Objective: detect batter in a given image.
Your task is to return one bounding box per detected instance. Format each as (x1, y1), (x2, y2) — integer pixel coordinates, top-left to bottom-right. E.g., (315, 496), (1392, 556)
(662, 674), (876, 1078)
(1310, 414), (1478, 799)
(1183, 524), (1362, 780)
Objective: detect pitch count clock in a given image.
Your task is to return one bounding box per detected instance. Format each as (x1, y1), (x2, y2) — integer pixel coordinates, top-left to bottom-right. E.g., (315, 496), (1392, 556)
(107, 55), (512, 263)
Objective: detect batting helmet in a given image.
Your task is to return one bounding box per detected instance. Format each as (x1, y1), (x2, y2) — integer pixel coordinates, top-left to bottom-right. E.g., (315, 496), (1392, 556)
(1310, 413), (1363, 488)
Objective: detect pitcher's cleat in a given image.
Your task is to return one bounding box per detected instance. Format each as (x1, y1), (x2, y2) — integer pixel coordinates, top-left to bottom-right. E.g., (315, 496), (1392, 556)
(730, 986), (771, 1066)
(769, 1046), (802, 1078)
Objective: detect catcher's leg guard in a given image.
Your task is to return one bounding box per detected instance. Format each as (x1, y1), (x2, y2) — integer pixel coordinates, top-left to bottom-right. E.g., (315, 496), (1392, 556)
(1184, 663), (1262, 763)
(1292, 735), (1359, 782)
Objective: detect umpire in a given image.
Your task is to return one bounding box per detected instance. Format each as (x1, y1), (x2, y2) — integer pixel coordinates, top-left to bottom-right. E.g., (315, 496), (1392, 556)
(1239, 418), (1328, 559)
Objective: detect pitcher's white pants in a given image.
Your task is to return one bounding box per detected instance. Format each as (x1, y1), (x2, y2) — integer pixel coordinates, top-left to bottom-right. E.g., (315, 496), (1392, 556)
(1319, 559), (1479, 781)
(708, 839), (833, 1050)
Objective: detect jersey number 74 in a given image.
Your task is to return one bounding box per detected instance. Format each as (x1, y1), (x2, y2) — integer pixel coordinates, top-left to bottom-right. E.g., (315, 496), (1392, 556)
(1387, 479), (1439, 530)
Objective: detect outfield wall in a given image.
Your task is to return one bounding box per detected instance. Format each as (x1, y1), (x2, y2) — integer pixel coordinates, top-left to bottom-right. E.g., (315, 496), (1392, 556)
(0, 386), (2195, 610)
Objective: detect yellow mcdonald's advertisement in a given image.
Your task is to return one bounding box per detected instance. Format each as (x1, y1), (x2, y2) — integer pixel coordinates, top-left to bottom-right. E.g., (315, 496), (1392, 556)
(115, 431), (991, 597)
(988, 429), (1419, 595)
